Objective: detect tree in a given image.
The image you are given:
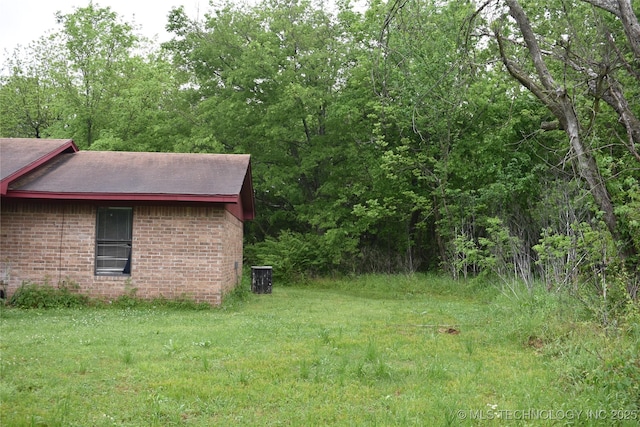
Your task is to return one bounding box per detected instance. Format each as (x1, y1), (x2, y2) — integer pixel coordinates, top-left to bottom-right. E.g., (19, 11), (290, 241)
(0, 39), (64, 138)
(371, 0), (545, 273)
(492, 1), (618, 236)
(52, 2), (137, 147)
(166, 0), (378, 273)
(579, 0), (640, 161)
(466, 0), (639, 290)
(1, 3), (182, 152)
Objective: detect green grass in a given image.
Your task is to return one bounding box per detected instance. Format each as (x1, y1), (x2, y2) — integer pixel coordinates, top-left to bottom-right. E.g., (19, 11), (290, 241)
(1, 274), (638, 426)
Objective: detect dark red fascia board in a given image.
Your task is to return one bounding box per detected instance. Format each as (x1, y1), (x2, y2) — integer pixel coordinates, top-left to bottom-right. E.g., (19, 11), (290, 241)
(240, 162), (256, 220)
(4, 191), (239, 204)
(0, 140), (78, 196)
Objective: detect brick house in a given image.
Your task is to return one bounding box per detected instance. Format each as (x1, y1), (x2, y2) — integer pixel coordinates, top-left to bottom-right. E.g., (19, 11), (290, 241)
(0, 138), (254, 305)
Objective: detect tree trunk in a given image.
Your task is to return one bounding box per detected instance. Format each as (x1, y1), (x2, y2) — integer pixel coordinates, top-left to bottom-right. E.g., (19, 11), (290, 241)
(502, 0), (618, 236)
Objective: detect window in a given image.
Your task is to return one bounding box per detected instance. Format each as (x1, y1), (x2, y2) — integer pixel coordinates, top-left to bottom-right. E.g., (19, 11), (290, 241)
(95, 207), (133, 275)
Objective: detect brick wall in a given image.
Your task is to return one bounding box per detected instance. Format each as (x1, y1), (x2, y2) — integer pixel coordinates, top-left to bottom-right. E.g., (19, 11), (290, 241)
(0, 200), (244, 305)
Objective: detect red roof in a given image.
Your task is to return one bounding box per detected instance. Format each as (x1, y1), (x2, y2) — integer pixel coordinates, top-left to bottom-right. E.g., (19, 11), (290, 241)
(0, 139), (254, 221)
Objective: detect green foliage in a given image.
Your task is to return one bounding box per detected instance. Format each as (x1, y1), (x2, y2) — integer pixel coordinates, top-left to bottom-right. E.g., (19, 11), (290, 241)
(0, 44), (61, 138)
(548, 333), (640, 410)
(478, 217), (531, 285)
(614, 176), (640, 268)
(246, 231), (312, 282)
(6, 279), (225, 311)
(246, 229), (358, 281)
(8, 280), (88, 309)
(52, 4), (137, 147)
(533, 219), (636, 325)
(1, 4), (183, 151)
(492, 279), (640, 410)
(1, 0), (638, 302)
(449, 230), (481, 280)
(221, 284), (250, 307)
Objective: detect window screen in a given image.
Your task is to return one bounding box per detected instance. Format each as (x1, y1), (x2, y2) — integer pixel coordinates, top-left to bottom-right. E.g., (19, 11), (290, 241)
(95, 207), (133, 275)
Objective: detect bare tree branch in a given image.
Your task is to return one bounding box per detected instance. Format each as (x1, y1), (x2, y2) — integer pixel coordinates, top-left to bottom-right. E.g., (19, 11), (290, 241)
(560, 38), (640, 160)
(600, 78), (640, 161)
(582, 0), (620, 15)
(581, 0), (640, 60)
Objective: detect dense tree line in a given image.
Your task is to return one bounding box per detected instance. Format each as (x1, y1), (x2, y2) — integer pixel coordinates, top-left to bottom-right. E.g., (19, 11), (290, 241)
(1, 0), (638, 307)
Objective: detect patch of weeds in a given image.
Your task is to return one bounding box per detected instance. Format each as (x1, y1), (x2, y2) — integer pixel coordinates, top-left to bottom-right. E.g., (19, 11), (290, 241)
(7, 278), (213, 311)
(299, 360), (310, 380)
(111, 294), (211, 310)
(318, 328), (332, 345)
(76, 362), (89, 375)
(52, 396), (71, 426)
(374, 360), (393, 380)
(463, 337), (475, 356)
(423, 358), (450, 381)
(365, 338), (379, 363)
(336, 356), (349, 384)
(220, 282), (251, 310)
(237, 370), (251, 386)
(0, 381), (17, 405)
(550, 336), (640, 409)
(163, 339), (181, 357)
(111, 279), (138, 308)
(147, 392), (185, 425)
(122, 350), (134, 365)
(354, 360), (367, 379)
(442, 406), (460, 427)
(159, 295), (212, 310)
(311, 356), (332, 383)
(111, 294), (139, 309)
(9, 280), (88, 309)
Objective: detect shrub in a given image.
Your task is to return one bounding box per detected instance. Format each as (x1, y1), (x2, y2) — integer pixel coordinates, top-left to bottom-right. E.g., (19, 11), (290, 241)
(533, 220), (638, 326)
(9, 281), (88, 309)
(246, 230), (358, 282)
(245, 231), (309, 282)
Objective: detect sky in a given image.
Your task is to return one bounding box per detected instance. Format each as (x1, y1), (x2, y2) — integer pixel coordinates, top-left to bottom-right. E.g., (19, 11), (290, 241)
(0, 0), (211, 59)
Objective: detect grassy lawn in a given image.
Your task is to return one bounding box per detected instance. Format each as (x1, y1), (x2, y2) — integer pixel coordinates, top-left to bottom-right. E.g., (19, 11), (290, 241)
(1, 275), (638, 426)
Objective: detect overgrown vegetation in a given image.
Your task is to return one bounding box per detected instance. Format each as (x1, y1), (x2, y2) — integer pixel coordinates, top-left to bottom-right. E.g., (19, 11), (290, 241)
(3, 274), (255, 311)
(8, 280), (89, 309)
(6, 280), (214, 310)
(1, 275), (638, 425)
(2, 2), (637, 420)
(2, 1), (637, 297)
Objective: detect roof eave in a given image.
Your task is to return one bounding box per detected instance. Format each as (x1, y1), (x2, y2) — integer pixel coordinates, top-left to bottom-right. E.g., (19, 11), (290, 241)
(2, 191), (240, 204)
(0, 140), (77, 196)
